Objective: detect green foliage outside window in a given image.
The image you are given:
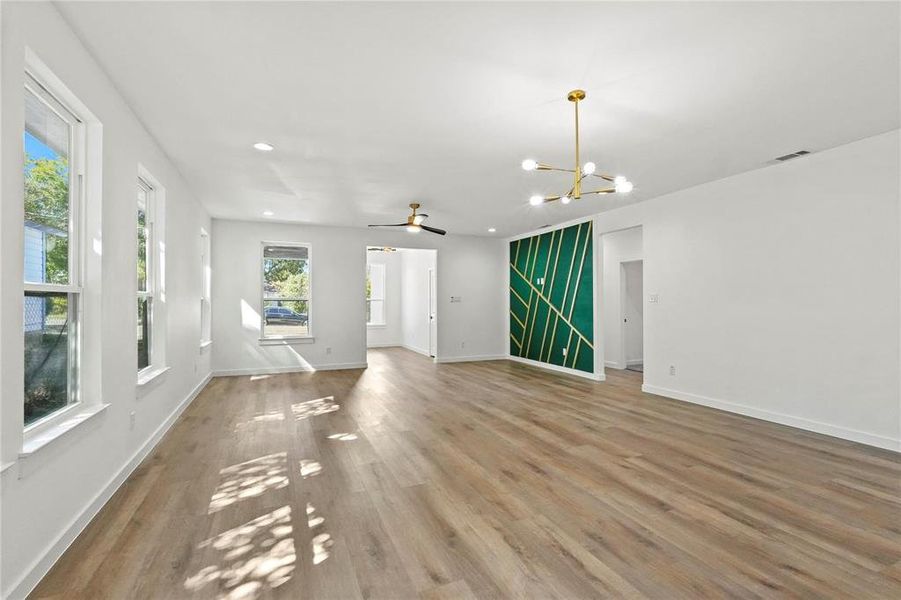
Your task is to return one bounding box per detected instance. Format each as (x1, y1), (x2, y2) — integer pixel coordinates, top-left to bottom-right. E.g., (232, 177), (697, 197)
(25, 153), (69, 285)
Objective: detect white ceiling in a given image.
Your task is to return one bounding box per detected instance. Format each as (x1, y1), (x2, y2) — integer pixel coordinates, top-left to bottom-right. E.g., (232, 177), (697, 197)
(58, 1), (899, 237)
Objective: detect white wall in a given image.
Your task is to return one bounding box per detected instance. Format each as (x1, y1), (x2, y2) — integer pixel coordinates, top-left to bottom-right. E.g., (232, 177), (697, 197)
(212, 219), (506, 374)
(399, 248), (437, 356)
(594, 130), (901, 451)
(601, 227), (643, 369)
(1, 2), (212, 597)
(623, 261), (644, 365)
(365, 250), (402, 347)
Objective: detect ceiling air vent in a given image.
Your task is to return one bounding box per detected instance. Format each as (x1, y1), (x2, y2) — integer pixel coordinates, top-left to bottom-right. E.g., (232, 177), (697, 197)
(774, 150), (811, 162)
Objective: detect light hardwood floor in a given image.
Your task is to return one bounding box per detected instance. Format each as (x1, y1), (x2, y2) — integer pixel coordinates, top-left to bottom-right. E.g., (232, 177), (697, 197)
(31, 348), (901, 599)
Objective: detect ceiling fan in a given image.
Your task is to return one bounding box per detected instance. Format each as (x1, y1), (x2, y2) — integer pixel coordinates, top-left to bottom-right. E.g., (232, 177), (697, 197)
(368, 203), (446, 235)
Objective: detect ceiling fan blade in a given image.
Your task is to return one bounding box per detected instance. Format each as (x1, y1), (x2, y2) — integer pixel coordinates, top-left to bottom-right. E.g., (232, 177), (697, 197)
(368, 223), (408, 227)
(420, 224), (447, 236)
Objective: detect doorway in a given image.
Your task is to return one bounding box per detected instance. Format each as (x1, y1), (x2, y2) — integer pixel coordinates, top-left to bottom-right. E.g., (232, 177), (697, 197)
(621, 260), (644, 373)
(366, 247), (438, 360)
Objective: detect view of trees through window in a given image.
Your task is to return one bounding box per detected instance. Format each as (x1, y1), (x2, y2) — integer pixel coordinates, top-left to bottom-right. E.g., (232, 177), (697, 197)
(23, 84), (76, 425)
(262, 245), (310, 337)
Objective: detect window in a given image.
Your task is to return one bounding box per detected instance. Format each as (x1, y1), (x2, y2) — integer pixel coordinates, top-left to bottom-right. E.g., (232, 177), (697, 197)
(136, 178), (154, 371)
(262, 243), (311, 339)
(366, 263), (386, 326)
(23, 73), (82, 427)
(135, 167), (167, 381)
(200, 229), (211, 346)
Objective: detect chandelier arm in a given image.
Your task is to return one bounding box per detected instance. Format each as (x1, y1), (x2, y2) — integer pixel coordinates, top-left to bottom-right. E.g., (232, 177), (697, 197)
(538, 165), (576, 173)
(592, 174), (616, 182)
(581, 188), (617, 196)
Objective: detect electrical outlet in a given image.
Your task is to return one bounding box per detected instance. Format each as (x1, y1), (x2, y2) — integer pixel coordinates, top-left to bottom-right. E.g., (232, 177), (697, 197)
(461, 341), (466, 349)
(669, 365), (676, 376)
(649, 294), (659, 303)
(129, 411), (136, 430)
(326, 347), (332, 355)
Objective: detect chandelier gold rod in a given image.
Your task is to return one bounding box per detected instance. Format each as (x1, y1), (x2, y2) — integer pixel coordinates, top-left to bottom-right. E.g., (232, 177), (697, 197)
(574, 95), (581, 198)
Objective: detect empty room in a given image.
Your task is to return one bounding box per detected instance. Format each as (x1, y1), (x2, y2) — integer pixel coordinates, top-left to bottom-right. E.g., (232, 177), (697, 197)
(1, 1), (899, 599)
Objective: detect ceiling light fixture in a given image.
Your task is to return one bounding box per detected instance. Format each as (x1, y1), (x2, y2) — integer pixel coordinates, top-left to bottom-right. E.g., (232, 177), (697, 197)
(488, 227), (496, 233)
(262, 210), (274, 217)
(522, 90), (633, 206)
(253, 141), (275, 152)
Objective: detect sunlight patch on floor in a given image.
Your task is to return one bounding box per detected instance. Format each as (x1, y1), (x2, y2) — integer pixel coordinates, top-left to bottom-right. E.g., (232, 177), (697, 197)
(185, 506), (296, 598)
(291, 396), (340, 420)
(299, 459), (322, 478)
(208, 453), (288, 514)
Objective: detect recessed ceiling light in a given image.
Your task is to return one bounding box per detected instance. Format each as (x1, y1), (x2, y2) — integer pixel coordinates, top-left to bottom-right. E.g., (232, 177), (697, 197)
(488, 228), (496, 233)
(262, 210), (274, 217)
(253, 142), (274, 152)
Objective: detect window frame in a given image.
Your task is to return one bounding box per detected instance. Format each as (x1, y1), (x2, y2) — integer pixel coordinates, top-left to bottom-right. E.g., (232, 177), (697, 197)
(22, 71), (85, 432)
(366, 262), (387, 327)
(260, 241), (313, 342)
(135, 165), (168, 387)
(136, 177), (155, 374)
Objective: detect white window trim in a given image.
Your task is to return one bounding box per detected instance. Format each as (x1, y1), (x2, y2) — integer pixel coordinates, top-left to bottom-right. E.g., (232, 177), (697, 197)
(20, 50), (104, 456)
(366, 262), (387, 327)
(259, 241), (314, 342)
(136, 164), (167, 387)
(137, 177), (154, 375)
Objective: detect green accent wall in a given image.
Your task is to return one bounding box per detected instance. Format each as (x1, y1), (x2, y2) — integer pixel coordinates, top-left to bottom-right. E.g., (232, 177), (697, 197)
(509, 221), (594, 373)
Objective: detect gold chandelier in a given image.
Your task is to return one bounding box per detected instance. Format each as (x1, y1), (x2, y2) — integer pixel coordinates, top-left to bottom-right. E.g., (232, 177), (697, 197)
(522, 89), (633, 206)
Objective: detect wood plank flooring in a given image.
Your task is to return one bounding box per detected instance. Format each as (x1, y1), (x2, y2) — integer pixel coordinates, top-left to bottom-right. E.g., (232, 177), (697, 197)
(31, 348), (901, 599)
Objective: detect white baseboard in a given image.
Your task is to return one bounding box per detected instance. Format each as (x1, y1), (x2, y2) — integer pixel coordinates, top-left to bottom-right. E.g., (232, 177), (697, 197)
(508, 355), (605, 381)
(400, 344), (431, 358)
(605, 360), (624, 369)
(8, 372), (213, 600)
(641, 384), (901, 453)
(213, 362), (368, 377)
(366, 342), (402, 348)
(435, 354), (507, 364)
(626, 359), (643, 366)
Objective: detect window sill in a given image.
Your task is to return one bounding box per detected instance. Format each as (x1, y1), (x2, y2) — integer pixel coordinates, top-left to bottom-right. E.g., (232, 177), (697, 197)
(367, 324), (387, 329)
(259, 336), (315, 346)
(137, 365), (170, 388)
(20, 403), (110, 458)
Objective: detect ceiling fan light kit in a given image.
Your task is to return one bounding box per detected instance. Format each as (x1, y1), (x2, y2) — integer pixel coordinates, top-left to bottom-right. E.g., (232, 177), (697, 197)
(523, 89), (633, 206)
(368, 203), (447, 236)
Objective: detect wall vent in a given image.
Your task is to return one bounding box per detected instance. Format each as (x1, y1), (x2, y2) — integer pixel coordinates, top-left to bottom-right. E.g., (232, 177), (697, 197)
(774, 150), (811, 162)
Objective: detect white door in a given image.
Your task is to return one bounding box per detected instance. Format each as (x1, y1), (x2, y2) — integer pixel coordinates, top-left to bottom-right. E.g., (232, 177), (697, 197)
(428, 268), (437, 357)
